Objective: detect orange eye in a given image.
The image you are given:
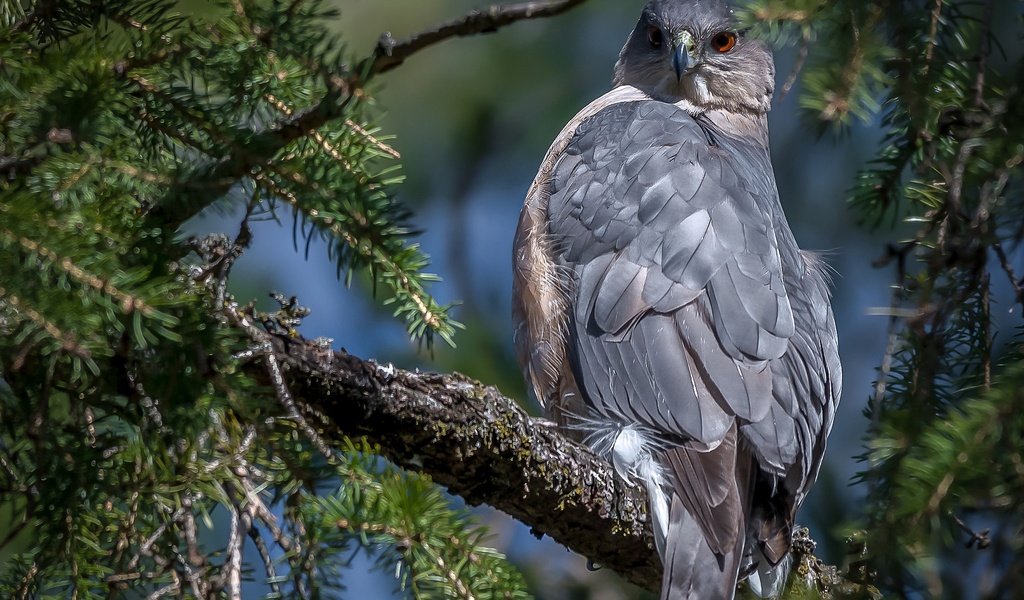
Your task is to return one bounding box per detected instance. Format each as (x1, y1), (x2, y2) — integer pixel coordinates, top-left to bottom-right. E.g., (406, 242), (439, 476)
(711, 31), (737, 53)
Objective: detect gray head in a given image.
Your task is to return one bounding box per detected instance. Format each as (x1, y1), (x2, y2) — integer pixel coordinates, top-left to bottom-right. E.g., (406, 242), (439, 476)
(613, 0), (775, 114)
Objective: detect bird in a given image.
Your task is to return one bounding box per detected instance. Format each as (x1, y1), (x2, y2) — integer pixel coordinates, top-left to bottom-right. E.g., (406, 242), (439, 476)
(511, 1), (841, 598)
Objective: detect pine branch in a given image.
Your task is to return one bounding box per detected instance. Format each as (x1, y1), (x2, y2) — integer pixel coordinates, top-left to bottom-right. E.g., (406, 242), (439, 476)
(145, 83), (354, 229)
(147, 0), (593, 230)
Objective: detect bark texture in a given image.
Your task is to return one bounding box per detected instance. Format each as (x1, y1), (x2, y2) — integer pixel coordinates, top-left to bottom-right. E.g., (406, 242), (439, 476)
(272, 335), (661, 590)
(265, 334), (878, 598)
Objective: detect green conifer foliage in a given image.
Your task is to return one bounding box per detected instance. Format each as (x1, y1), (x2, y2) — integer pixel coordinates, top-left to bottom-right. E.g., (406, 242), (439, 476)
(0, 1), (518, 598)
(3, 0), (1023, 597)
(742, 0), (1024, 596)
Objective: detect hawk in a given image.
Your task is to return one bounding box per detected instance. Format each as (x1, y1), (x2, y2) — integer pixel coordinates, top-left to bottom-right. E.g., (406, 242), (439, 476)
(511, 1), (841, 598)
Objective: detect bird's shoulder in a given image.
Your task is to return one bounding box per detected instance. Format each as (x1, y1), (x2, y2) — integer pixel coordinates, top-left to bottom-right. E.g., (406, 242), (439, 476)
(548, 91), (796, 377)
(547, 96), (780, 293)
(568, 99), (714, 159)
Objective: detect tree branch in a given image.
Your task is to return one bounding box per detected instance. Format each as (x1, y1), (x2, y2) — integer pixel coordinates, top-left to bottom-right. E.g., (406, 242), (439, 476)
(268, 333), (661, 591)
(256, 332), (878, 597)
(368, 0), (591, 75)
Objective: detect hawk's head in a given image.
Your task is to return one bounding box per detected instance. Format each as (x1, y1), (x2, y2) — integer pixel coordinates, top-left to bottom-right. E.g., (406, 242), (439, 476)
(614, 0), (775, 114)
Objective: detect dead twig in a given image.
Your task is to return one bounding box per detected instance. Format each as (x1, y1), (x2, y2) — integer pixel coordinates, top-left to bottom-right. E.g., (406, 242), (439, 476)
(368, 0), (591, 74)
(950, 512), (991, 550)
(777, 24), (811, 103)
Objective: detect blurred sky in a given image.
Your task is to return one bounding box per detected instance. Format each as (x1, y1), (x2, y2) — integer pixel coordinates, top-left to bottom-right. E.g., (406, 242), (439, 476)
(191, 1), (977, 597)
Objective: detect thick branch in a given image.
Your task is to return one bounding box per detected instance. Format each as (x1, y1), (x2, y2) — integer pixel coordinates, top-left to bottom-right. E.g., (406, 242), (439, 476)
(270, 335), (661, 591)
(368, 0), (590, 74)
(262, 334), (877, 597)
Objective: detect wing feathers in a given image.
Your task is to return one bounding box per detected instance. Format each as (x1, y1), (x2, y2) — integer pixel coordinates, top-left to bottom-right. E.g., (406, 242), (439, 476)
(593, 257), (646, 333)
(548, 99), (840, 570)
(637, 176), (678, 224)
(552, 100), (805, 443)
(660, 425), (750, 553)
(640, 315), (732, 440)
(519, 89), (842, 600)
(527, 92), (841, 599)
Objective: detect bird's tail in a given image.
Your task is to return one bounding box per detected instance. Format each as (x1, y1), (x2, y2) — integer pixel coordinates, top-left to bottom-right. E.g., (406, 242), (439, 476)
(660, 494), (745, 600)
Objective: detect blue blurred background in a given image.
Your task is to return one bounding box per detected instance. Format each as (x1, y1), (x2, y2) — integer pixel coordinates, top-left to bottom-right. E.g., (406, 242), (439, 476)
(198, 1), (916, 597)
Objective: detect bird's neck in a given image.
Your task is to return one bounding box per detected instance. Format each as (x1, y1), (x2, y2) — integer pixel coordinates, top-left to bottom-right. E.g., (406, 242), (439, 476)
(606, 85), (772, 148)
(678, 101), (770, 149)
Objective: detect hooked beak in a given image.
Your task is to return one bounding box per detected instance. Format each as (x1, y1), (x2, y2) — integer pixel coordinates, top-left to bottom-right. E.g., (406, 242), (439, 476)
(672, 31), (698, 80)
